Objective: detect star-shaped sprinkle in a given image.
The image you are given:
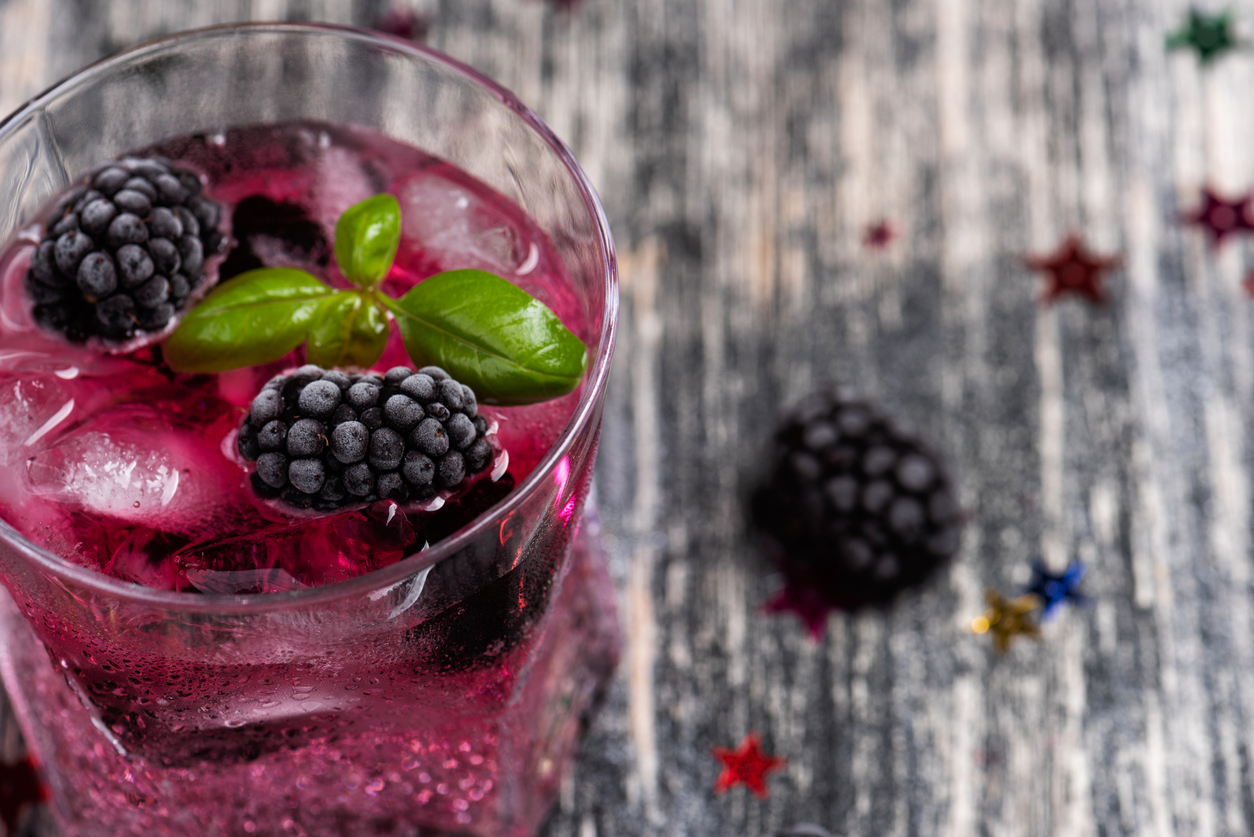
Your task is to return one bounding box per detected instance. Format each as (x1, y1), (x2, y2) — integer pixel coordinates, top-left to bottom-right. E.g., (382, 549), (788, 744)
(1024, 559), (1088, 621)
(971, 589), (1041, 653)
(1182, 187), (1254, 248)
(1023, 235), (1122, 305)
(863, 219), (898, 250)
(1166, 9), (1240, 64)
(712, 732), (786, 798)
(0, 755), (48, 835)
(765, 579), (837, 641)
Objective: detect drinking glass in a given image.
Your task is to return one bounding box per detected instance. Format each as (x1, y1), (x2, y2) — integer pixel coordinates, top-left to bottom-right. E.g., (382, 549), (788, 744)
(0, 23), (619, 837)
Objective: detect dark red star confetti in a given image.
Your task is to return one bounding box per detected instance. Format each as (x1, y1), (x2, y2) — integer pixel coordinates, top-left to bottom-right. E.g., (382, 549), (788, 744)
(862, 219), (898, 250)
(530, 0), (585, 10)
(1022, 234), (1122, 305)
(372, 6), (431, 42)
(1182, 187), (1254, 248)
(712, 732), (786, 798)
(1243, 270), (1254, 297)
(765, 581), (836, 641)
(0, 755), (48, 835)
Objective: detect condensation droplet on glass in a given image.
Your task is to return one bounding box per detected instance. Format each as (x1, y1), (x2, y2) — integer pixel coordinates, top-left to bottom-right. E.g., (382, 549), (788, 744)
(516, 242), (539, 275)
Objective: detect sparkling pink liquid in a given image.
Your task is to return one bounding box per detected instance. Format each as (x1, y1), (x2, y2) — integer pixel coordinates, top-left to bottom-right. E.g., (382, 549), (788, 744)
(0, 124), (619, 836)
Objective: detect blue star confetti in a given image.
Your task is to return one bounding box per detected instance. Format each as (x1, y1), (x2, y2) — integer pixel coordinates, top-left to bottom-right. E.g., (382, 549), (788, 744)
(1024, 560), (1088, 621)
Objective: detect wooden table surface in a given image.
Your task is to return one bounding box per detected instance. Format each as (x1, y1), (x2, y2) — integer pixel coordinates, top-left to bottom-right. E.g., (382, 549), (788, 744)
(4, 1), (1254, 835)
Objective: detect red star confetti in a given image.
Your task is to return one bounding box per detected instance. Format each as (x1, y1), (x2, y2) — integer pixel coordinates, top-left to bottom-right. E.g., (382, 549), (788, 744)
(1243, 269), (1254, 297)
(863, 218), (898, 250)
(712, 732), (786, 798)
(372, 6), (431, 42)
(765, 580), (836, 641)
(1022, 234), (1122, 305)
(0, 755), (48, 835)
(1182, 187), (1254, 248)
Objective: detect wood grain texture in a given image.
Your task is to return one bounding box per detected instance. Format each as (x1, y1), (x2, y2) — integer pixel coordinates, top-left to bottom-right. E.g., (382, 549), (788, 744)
(3, 0), (1254, 835)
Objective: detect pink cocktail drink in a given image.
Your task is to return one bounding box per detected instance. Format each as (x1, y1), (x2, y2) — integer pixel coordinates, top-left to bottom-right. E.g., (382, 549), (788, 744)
(0, 25), (618, 837)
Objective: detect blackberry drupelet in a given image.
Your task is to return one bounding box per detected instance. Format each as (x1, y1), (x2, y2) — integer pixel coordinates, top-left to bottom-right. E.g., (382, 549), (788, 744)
(24, 156), (226, 342)
(237, 364), (495, 511)
(752, 388), (964, 609)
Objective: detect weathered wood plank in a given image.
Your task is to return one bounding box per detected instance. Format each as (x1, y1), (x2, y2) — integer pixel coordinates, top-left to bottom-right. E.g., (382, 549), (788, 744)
(5, 0), (1254, 835)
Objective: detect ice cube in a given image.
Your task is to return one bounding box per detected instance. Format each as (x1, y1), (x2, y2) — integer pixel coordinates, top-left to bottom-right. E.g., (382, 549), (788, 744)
(184, 567), (308, 595)
(0, 374), (75, 460)
(310, 144), (382, 233)
(395, 169), (532, 276)
(172, 502), (422, 587)
(24, 406), (244, 533)
(28, 429), (184, 519)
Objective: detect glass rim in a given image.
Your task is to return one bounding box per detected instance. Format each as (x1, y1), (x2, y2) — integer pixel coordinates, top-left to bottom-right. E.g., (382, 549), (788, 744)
(0, 21), (619, 614)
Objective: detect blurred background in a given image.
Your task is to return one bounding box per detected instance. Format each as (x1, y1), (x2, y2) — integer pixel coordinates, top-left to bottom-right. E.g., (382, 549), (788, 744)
(7, 1), (1254, 836)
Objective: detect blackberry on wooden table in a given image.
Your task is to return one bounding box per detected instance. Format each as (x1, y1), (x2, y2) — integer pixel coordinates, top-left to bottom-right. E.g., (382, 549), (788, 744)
(25, 156), (225, 342)
(752, 388), (964, 609)
(237, 364), (494, 511)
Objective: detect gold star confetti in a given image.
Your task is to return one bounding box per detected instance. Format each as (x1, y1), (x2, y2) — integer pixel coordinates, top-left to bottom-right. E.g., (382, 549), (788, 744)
(970, 589), (1042, 653)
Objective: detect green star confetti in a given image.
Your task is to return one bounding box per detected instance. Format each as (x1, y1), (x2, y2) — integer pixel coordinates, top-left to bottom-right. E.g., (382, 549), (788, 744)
(1166, 9), (1240, 64)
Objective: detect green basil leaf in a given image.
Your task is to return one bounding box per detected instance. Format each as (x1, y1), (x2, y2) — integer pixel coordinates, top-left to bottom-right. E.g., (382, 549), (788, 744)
(390, 269), (588, 406)
(306, 291), (390, 369)
(164, 268), (333, 372)
(335, 194), (401, 288)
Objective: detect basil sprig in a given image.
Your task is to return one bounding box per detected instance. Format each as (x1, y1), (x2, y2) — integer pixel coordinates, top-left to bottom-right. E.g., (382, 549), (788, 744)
(164, 194), (587, 405)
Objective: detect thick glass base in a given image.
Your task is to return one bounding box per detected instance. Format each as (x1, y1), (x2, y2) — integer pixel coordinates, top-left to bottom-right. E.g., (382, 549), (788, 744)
(0, 517), (620, 837)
